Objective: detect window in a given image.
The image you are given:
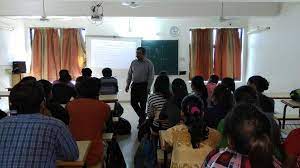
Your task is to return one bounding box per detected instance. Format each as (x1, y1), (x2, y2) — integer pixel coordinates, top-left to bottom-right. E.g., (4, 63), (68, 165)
(190, 28), (243, 80)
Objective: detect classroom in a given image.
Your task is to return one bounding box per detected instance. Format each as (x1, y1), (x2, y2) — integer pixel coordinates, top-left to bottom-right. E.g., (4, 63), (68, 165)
(0, 0), (300, 168)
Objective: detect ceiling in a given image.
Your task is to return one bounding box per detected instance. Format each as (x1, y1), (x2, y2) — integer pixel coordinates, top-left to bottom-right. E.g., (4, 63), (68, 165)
(0, 0), (293, 17)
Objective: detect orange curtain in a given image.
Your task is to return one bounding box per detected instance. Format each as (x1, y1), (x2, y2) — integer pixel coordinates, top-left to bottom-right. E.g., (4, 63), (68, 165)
(61, 29), (85, 78)
(190, 29), (213, 80)
(31, 28), (60, 80)
(214, 28), (241, 80)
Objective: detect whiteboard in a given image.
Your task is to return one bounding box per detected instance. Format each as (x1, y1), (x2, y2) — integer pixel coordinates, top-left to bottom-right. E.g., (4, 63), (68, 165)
(86, 36), (141, 69)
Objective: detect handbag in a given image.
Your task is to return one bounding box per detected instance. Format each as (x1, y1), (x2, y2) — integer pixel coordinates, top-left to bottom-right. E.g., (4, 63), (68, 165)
(290, 89), (300, 102)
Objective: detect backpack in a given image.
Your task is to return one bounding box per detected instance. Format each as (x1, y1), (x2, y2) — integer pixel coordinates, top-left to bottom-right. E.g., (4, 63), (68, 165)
(115, 117), (131, 135)
(134, 136), (156, 168)
(105, 138), (127, 168)
(113, 102), (124, 117)
(290, 89), (300, 102)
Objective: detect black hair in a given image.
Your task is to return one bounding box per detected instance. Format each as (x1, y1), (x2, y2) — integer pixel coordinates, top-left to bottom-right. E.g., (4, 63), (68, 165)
(77, 78), (99, 99)
(234, 85), (258, 105)
(38, 79), (53, 100)
(102, 68), (112, 77)
(137, 47), (146, 55)
(212, 84), (234, 113)
(59, 69), (72, 83)
(81, 68), (92, 77)
(209, 75), (219, 84)
(20, 76), (37, 84)
(221, 77), (235, 92)
(191, 76), (208, 108)
(224, 103), (274, 168)
(181, 95), (208, 148)
(248, 75), (270, 93)
(9, 81), (45, 114)
(154, 75), (171, 98)
(159, 71), (168, 76)
(0, 109), (7, 119)
(171, 78), (188, 109)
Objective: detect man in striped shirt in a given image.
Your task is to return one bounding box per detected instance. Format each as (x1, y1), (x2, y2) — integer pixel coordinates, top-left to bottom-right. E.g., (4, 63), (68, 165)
(0, 80), (79, 168)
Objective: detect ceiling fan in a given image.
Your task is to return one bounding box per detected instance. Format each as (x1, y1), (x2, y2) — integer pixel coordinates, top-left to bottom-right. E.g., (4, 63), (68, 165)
(218, 2), (234, 23)
(40, 0), (50, 21)
(121, 1), (141, 8)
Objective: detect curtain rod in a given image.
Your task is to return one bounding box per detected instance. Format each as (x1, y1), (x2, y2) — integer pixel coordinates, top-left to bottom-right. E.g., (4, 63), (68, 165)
(189, 27), (244, 30)
(29, 27), (85, 30)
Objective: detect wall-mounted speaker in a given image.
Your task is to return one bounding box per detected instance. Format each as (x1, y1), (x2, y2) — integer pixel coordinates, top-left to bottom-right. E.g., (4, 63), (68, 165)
(12, 61), (26, 74)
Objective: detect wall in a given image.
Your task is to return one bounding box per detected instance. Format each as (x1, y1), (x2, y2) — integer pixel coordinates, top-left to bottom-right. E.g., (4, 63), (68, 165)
(23, 17), (248, 101)
(247, 3), (300, 93)
(0, 20), (27, 91)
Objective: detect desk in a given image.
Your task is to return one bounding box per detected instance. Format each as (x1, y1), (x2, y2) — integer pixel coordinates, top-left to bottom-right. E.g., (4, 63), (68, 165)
(107, 103), (115, 111)
(264, 92), (290, 99)
(56, 141), (91, 168)
(99, 94), (118, 103)
(279, 100), (300, 129)
(0, 91), (10, 97)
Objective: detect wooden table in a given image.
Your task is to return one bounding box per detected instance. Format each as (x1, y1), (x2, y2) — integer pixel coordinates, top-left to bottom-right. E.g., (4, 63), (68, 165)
(279, 100), (300, 129)
(107, 103), (115, 111)
(56, 141), (91, 168)
(264, 92), (290, 99)
(99, 94), (118, 103)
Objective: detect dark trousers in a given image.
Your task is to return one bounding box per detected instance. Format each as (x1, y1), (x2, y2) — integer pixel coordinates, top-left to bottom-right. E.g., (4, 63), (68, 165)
(131, 82), (148, 125)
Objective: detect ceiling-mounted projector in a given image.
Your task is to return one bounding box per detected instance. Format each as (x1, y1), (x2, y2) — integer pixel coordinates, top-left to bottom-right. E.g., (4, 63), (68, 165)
(91, 13), (103, 22)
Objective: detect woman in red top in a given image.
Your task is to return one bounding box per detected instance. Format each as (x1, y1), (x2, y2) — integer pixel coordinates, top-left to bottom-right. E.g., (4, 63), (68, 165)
(67, 78), (110, 167)
(284, 128), (300, 168)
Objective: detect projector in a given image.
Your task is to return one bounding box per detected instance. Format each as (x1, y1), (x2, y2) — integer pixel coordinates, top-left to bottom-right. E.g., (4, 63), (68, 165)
(91, 13), (103, 22)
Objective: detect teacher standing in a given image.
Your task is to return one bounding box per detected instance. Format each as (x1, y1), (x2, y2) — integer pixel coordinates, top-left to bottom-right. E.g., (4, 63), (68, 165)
(126, 47), (155, 128)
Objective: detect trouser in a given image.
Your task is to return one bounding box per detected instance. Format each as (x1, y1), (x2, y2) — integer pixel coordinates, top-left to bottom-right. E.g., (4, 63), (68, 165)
(130, 82), (148, 125)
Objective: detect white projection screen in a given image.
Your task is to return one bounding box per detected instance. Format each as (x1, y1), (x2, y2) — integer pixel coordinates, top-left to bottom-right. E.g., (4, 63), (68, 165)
(86, 36), (142, 101)
(86, 36), (141, 69)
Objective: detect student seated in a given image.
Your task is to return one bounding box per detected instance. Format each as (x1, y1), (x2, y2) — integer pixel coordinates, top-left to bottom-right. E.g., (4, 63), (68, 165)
(38, 79), (70, 125)
(146, 75), (171, 131)
(284, 128), (300, 168)
(217, 85), (284, 161)
(247, 75), (275, 113)
(161, 95), (221, 168)
(206, 74), (219, 106)
(191, 76), (208, 110)
(99, 67), (118, 95)
(159, 78), (188, 129)
(53, 69), (75, 88)
(203, 103), (282, 168)
(75, 68), (92, 88)
(52, 83), (77, 104)
(0, 81), (78, 167)
(66, 78), (110, 167)
(221, 77), (235, 92)
(205, 84), (234, 129)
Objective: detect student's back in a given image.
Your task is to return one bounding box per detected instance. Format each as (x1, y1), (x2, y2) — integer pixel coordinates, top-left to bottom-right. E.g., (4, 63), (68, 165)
(67, 78), (110, 166)
(99, 67), (118, 95)
(0, 114), (78, 167)
(52, 83), (77, 104)
(99, 76), (118, 95)
(0, 81), (78, 167)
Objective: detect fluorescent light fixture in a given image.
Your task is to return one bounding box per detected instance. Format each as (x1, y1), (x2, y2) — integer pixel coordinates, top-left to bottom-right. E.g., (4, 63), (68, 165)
(247, 26), (270, 34)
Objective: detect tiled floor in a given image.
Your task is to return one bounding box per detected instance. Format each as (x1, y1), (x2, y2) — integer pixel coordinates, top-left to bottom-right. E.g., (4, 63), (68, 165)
(116, 102), (139, 168)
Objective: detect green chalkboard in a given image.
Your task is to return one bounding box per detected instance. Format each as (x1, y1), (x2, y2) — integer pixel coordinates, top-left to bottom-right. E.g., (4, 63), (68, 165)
(142, 40), (178, 75)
